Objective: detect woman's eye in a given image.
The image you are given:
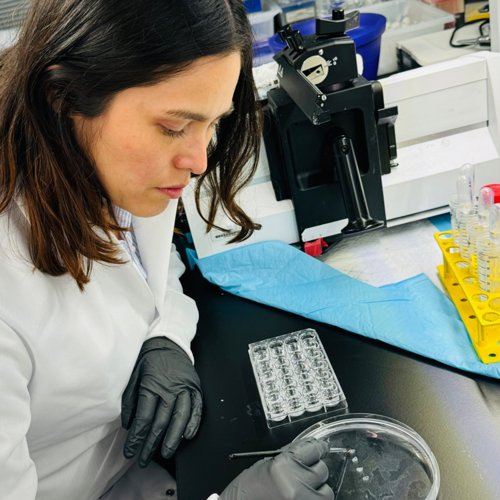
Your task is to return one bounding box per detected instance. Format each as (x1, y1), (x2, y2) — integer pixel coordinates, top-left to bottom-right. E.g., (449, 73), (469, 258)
(161, 126), (186, 138)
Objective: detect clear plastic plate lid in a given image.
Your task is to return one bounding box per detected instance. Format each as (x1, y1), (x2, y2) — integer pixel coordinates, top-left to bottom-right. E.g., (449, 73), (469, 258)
(295, 413), (440, 500)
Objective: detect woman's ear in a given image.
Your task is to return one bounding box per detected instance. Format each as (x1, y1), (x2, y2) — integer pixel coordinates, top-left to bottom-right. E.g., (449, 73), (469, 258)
(46, 64), (62, 72)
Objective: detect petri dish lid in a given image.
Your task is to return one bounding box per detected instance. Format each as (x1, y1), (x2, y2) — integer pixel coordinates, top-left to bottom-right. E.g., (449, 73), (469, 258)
(294, 413), (440, 500)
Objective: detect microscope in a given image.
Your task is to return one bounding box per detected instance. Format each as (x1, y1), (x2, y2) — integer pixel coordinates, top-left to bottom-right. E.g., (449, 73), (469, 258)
(264, 9), (398, 252)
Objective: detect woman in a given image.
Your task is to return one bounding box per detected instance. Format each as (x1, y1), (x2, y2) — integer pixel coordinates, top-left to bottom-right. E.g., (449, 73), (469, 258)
(0, 1), (333, 499)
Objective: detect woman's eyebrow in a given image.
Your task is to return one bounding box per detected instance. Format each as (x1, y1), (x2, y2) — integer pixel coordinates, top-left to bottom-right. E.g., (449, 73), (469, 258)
(162, 105), (234, 122)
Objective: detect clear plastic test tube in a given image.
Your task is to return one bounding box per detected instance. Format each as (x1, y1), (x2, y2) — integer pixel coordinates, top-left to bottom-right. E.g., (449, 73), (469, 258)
(477, 204), (500, 293)
(450, 174), (473, 248)
(455, 165), (476, 258)
(461, 163), (476, 203)
(469, 187), (494, 277)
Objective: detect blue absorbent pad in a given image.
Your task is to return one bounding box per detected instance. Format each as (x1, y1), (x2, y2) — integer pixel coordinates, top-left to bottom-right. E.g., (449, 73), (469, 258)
(191, 240), (500, 379)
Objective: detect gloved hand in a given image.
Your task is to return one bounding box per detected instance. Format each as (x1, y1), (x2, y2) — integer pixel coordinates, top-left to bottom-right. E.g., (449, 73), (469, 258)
(219, 438), (334, 500)
(121, 336), (202, 467)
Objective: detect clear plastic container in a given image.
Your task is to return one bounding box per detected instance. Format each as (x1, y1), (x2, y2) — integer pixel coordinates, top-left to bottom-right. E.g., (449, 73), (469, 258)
(295, 413), (440, 499)
(249, 328), (347, 428)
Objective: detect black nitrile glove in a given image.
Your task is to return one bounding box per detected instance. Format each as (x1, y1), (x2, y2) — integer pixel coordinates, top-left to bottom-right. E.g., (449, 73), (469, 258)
(220, 438), (334, 500)
(121, 336), (202, 467)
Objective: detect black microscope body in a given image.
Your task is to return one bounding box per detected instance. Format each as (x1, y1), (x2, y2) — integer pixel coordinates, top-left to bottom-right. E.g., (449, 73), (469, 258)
(264, 10), (398, 248)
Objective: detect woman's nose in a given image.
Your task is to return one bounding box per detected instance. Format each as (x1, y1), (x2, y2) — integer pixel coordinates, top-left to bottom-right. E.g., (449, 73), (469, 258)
(173, 137), (209, 175)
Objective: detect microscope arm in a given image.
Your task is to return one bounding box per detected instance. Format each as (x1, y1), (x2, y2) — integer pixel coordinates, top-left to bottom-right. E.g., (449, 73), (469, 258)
(333, 135), (384, 234)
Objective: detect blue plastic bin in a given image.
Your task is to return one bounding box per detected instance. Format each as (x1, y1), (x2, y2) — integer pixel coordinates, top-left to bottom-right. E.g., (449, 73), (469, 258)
(244, 0), (262, 13)
(268, 13), (386, 80)
(253, 39), (275, 67)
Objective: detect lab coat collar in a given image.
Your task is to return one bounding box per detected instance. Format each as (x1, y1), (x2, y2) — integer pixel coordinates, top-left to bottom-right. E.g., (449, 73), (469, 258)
(132, 200), (178, 306)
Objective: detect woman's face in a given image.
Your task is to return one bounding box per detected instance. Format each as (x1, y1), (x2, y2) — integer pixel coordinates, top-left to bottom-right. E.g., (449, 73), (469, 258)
(72, 52), (241, 217)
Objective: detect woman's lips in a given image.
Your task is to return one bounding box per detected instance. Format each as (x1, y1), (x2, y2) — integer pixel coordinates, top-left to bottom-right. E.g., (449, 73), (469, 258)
(156, 187), (185, 199)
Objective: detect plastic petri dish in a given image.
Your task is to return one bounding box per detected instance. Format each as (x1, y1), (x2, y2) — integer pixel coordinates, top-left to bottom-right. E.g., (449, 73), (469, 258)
(294, 413), (440, 500)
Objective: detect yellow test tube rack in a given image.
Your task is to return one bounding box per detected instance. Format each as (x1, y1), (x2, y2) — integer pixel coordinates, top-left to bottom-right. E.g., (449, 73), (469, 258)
(435, 231), (500, 364)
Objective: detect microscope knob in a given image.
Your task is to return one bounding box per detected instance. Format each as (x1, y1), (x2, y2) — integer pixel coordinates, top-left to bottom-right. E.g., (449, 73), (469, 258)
(332, 9), (344, 21)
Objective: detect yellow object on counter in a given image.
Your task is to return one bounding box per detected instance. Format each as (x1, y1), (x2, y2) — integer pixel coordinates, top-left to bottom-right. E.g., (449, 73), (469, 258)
(465, 1), (489, 22)
(435, 230), (500, 364)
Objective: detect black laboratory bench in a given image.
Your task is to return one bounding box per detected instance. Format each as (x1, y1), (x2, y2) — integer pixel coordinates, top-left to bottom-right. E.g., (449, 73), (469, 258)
(175, 268), (500, 500)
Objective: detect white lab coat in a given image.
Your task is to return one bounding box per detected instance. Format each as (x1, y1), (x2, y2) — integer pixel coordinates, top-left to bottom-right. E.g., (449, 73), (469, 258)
(0, 198), (198, 500)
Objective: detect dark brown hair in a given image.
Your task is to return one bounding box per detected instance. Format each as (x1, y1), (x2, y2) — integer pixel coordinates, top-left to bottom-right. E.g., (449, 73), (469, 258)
(0, 0), (262, 289)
